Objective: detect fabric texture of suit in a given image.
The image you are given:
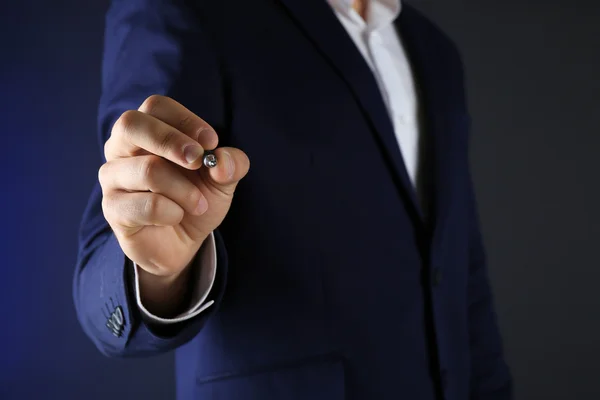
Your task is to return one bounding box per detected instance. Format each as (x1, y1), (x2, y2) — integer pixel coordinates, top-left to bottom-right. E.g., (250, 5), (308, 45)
(73, 0), (513, 399)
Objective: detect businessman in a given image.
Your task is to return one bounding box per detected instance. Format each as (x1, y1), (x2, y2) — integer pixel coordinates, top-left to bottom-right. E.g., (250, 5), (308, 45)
(74, 0), (513, 399)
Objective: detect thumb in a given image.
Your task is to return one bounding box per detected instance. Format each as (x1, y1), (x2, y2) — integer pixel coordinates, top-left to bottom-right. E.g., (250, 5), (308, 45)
(203, 147), (250, 195)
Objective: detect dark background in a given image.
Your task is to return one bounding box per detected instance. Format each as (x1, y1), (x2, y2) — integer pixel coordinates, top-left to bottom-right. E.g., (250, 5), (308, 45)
(1, 0), (598, 398)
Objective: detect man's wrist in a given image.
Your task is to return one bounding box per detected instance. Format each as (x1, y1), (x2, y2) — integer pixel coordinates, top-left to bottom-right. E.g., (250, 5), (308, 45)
(137, 264), (194, 319)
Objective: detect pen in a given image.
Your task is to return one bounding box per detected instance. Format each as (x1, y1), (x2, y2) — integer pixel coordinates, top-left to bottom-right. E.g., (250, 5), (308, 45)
(203, 150), (218, 168)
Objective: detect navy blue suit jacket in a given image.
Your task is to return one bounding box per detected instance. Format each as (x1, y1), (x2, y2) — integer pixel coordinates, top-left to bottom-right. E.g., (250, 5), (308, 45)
(74, 0), (513, 399)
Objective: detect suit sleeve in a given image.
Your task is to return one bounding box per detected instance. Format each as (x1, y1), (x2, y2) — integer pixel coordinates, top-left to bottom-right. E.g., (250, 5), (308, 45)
(73, 0), (229, 357)
(466, 169), (514, 399)
(436, 26), (513, 398)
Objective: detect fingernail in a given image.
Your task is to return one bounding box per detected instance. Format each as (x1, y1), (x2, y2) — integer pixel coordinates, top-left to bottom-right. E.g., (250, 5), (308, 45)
(184, 145), (203, 164)
(196, 196), (208, 215)
(223, 150), (235, 179)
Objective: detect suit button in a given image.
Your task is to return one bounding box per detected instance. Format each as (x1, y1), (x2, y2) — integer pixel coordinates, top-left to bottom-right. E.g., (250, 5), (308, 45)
(105, 303), (125, 338)
(432, 269), (443, 286)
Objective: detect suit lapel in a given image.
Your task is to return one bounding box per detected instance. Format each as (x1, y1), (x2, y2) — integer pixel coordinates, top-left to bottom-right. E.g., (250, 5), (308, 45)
(276, 0), (465, 240)
(277, 0), (424, 222)
(396, 6), (464, 243)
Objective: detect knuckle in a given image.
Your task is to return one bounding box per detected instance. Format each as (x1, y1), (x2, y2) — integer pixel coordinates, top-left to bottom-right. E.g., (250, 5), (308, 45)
(178, 114), (192, 130)
(140, 155), (163, 189)
(97, 162), (109, 186)
(139, 94), (164, 114)
(100, 194), (116, 221)
(100, 195), (109, 212)
(114, 110), (138, 139)
(103, 138), (112, 158)
(142, 194), (160, 218)
(157, 130), (178, 154)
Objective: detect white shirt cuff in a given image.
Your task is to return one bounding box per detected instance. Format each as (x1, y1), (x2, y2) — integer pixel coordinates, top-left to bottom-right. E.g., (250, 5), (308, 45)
(133, 232), (217, 324)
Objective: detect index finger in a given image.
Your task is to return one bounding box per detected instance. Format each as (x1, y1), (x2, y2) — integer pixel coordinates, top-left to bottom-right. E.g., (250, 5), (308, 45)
(138, 95), (219, 151)
(105, 109), (206, 169)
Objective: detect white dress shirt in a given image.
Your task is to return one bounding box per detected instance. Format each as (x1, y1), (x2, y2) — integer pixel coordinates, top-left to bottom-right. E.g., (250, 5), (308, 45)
(134, 0), (421, 324)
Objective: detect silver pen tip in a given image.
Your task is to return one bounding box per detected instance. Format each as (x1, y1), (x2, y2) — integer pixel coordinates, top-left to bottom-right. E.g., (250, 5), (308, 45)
(203, 152), (218, 168)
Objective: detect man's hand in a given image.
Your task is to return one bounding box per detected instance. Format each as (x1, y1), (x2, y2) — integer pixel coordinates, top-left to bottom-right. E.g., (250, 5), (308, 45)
(99, 95), (250, 316)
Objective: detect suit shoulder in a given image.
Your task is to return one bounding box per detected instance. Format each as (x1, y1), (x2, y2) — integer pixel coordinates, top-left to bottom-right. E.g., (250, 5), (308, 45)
(403, 5), (464, 66)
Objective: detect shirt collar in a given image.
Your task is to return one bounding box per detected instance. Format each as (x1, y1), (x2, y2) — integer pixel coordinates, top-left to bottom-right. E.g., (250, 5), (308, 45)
(327, 0), (402, 30)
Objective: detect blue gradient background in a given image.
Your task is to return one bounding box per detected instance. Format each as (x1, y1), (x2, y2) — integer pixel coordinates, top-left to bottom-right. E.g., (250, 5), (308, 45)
(1, 0), (599, 399)
(0, 1), (173, 398)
